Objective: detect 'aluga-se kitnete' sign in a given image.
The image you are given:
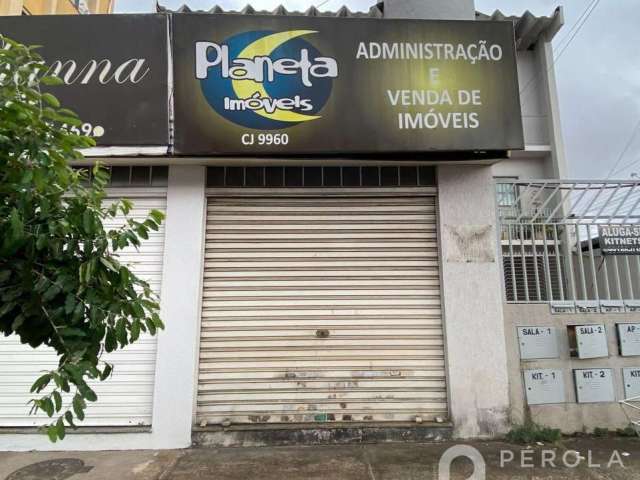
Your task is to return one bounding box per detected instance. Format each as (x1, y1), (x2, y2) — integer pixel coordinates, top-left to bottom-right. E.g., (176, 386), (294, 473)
(599, 225), (640, 255)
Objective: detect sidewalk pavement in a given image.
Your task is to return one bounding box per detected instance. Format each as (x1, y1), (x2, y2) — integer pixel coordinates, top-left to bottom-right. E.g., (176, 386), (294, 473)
(2, 437), (640, 479)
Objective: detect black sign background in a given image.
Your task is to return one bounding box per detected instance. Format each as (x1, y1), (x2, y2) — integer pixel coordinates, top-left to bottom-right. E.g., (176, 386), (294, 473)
(173, 14), (523, 156)
(0, 15), (168, 146)
(599, 226), (640, 255)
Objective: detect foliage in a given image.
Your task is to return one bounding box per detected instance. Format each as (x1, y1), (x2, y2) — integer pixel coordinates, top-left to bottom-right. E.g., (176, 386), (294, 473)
(0, 36), (164, 441)
(506, 420), (562, 444)
(616, 425), (637, 437)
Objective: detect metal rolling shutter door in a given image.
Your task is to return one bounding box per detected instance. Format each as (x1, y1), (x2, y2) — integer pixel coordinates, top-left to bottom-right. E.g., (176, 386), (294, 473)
(197, 193), (447, 425)
(0, 196), (166, 427)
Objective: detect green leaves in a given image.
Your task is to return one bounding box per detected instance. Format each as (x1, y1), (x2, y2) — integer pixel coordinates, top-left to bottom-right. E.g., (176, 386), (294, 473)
(72, 394), (86, 421)
(31, 373), (52, 393)
(0, 36), (164, 443)
(41, 92), (61, 108)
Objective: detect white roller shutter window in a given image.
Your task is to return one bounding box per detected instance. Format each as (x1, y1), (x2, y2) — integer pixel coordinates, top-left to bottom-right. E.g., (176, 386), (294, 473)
(197, 193), (447, 425)
(0, 196), (166, 427)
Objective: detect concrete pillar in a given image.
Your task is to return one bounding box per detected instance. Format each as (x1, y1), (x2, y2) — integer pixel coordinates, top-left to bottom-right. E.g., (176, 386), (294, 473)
(437, 165), (510, 438)
(0, 0), (23, 15)
(151, 165), (206, 448)
(384, 0), (475, 20)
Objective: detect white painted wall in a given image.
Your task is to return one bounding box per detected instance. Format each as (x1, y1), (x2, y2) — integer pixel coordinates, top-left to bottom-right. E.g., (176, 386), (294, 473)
(437, 165), (511, 438)
(517, 50), (550, 149)
(536, 40), (568, 179)
(492, 156), (547, 180)
(0, 166), (207, 451)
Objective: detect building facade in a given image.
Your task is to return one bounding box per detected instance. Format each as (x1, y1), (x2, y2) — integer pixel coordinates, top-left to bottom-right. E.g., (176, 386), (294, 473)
(1, 0), (640, 452)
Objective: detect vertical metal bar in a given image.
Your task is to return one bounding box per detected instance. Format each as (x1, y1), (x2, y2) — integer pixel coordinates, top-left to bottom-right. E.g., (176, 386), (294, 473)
(635, 255), (640, 300)
(519, 224), (529, 302)
(541, 224), (554, 301)
(587, 224), (600, 301)
(531, 225), (542, 301)
(625, 256), (633, 299)
(552, 224), (565, 301)
(600, 249), (611, 300)
(612, 256), (623, 300)
(564, 223), (577, 301)
(507, 224), (518, 302)
(575, 224), (588, 300)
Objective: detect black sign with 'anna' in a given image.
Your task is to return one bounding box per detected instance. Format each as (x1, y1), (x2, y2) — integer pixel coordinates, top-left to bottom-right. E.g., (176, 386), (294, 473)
(0, 15), (169, 146)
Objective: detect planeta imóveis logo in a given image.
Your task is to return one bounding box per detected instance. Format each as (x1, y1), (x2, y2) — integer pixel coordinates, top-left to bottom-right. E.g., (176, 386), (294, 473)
(195, 30), (337, 130)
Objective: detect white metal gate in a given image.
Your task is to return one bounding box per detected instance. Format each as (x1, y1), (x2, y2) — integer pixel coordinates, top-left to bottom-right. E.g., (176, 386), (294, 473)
(197, 190), (447, 425)
(0, 195), (166, 427)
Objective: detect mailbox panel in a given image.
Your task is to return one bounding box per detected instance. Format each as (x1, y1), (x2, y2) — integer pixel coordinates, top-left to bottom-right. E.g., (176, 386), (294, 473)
(517, 326), (559, 359)
(618, 323), (640, 356)
(523, 369), (565, 405)
(574, 368), (615, 403)
(622, 368), (640, 399)
(575, 324), (608, 359)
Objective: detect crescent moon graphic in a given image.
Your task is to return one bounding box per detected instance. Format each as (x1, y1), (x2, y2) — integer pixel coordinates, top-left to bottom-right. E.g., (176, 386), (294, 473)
(231, 30), (322, 123)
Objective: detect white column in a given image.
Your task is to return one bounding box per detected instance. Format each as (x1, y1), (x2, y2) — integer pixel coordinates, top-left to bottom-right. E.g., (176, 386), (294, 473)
(151, 165), (206, 448)
(438, 165), (510, 438)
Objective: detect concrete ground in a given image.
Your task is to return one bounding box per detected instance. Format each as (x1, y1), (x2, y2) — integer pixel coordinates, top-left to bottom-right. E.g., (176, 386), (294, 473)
(2, 438), (640, 479)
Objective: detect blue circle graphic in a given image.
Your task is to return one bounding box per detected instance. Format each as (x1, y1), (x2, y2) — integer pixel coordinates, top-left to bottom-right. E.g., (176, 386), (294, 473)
(199, 30), (333, 130)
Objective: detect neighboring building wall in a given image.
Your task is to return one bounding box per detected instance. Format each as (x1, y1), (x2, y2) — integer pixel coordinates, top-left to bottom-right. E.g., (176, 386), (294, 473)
(505, 303), (640, 433)
(23, 0), (78, 14)
(0, 0), (22, 15)
(85, 0), (113, 13)
(0, 0), (113, 15)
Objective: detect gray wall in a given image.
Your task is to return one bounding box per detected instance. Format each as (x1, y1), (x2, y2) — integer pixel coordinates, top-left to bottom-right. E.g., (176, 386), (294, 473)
(505, 303), (640, 433)
(384, 0), (475, 20)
